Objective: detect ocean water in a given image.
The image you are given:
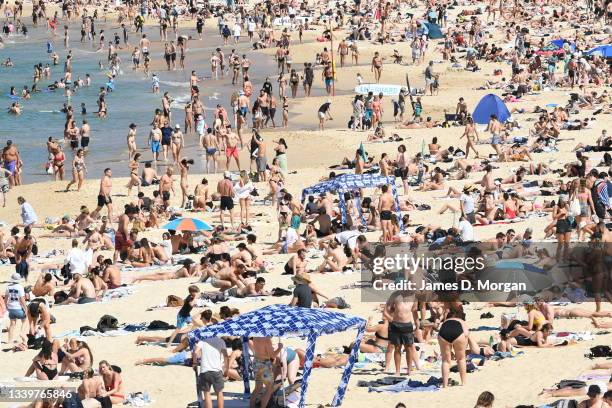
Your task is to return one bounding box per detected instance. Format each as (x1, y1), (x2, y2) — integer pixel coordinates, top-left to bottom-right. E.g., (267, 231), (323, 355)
(0, 22), (276, 182)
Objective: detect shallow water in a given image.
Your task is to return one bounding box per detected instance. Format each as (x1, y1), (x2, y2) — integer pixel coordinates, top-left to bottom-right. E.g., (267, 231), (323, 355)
(0, 21), (276, 182)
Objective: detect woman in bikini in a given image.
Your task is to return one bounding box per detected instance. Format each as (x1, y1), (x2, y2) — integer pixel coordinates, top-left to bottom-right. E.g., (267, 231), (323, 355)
(178, 158), (190, 208)
(59, 338), (93, 374)
(236, 170), (253, 227)
(126, 153), (141, 196)
(461, 117), (480, 158)
(282, 96), (289, 128)
(193, 178), (212, 210)
(428, 137), (441, 156)
(99, 360), (125, 404)
(27, 339), (59, 380)
(65, 148), (87, 192)
(438, 309), (469, 387)
(573, 178), (595, 241)
(53, 146), (65, 181)
(361, 314), (390, 355)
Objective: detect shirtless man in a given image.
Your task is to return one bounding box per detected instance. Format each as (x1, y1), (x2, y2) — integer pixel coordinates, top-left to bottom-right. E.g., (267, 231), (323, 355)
(62, 272), (97, 304)
(254, 134), (267, 182)
(337, 39), (349, 67)
(378, 184), (396, 242)
(101, 259), (122, 289)
(225, 130), (241, 171)
(250, 337), (280, 408)
(284, 249), (307, 275)
(384, 291), (416, 375)
(80, 120), (91, 151)
(217, 171), (235, 229)
(202, 128), (219, 174)
(92, 168), (113, 220)
(148, 123), (162, 163)
(371, 51), (383, 83)
(139, 34), (150, 58)
(480, 165), (495, 193)
(114, 205), (134, 262)
(486, 114), (503, 156)
(2, 140), (19, 187)
(31, 273), (57, 297)
(159, 168), (175, 207)
(141, 162), (158, 186)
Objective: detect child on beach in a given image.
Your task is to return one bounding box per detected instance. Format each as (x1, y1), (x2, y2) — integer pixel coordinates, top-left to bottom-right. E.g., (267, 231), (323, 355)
(177, 285), (200, 328)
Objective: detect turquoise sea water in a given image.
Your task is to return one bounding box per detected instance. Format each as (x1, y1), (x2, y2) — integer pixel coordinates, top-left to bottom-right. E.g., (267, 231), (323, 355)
(0, 21), (275, 182)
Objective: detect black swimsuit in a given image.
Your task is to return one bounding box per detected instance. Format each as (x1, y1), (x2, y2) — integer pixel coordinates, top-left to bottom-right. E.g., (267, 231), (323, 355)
(439, 319), (464, 343)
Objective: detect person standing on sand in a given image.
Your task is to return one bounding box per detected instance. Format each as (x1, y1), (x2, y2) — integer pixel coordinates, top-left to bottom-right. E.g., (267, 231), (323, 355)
(379, 185), (396, 242)
(254, 135), (267, 183)
(486, 114), (503, 157)
(384, 291), (417, 376)
(159, 168), (175, 208)
(217, 171), (235, 230)
(193, 334), (229, 408)
(250, 337), (280, 408)
(65, 148), (87, 192)
(92, 168), (113, 220)
(371, 51), (383, 83)
(226, 130), (241, 172)
(203, 128), (219, 174)
(148, 123), (162, 163)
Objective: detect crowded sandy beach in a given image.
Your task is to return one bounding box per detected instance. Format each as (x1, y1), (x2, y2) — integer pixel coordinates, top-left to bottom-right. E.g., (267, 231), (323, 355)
(0, 0), (611, 407)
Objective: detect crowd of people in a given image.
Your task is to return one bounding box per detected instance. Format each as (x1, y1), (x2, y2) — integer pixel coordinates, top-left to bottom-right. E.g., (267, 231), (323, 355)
(0, 0), (611, 407)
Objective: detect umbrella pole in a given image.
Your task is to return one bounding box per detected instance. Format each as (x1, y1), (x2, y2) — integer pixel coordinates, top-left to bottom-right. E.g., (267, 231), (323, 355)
(279, 336), (287, 406)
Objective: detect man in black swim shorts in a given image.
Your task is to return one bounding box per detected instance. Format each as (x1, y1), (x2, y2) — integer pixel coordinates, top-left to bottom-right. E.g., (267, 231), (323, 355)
(217, 171), (235, 229)
(385, 291), (416, 375)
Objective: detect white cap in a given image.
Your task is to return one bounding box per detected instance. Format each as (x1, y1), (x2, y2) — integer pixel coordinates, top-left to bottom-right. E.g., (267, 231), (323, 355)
(223, 171), (231, 179)
(10, 273), (22, 282)
(175, 124), (181, 129)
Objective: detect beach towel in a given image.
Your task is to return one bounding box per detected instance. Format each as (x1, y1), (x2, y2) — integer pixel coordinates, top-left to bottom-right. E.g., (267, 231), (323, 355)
(368, 376), (440, 393)
(124, 392), (153, 406)
(471, 325), (499, 331)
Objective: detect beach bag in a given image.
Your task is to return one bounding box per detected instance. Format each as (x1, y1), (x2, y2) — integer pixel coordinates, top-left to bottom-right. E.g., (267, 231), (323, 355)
(148, 320), (175, 330)
(569, 199), (581, 217)
(96, 315), (118, 333)
(589, 345), (612, 357)
(166, 295), (184, 307)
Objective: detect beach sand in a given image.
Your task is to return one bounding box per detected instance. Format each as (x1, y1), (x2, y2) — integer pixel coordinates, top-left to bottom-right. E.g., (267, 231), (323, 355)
(1, 2), (611, 408)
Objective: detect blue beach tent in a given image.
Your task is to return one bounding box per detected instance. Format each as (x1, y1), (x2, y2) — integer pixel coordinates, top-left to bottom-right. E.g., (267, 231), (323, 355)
(188, 304), (366, 408)
(301, 173), (403, 230)
(472, 94), (511, 124)
(585, 44), (612, 58)
(424, 22), (444, 39)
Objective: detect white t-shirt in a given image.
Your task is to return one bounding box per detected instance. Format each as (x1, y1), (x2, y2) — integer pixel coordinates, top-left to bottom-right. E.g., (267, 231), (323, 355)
(160, 240), (173, 260)
(65, 248), (89, 275)
(5, 283), (25, 310)
(247, 21), (256, 32)
(335, 230), (360, 250)
(20, 202), (39, 226)
(198, 338), (226, 373)
(460, 193), (475, 214)
(233, 24), (241, 36)
(285, 227), (299, 247)
(458, 220), (474, 242)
